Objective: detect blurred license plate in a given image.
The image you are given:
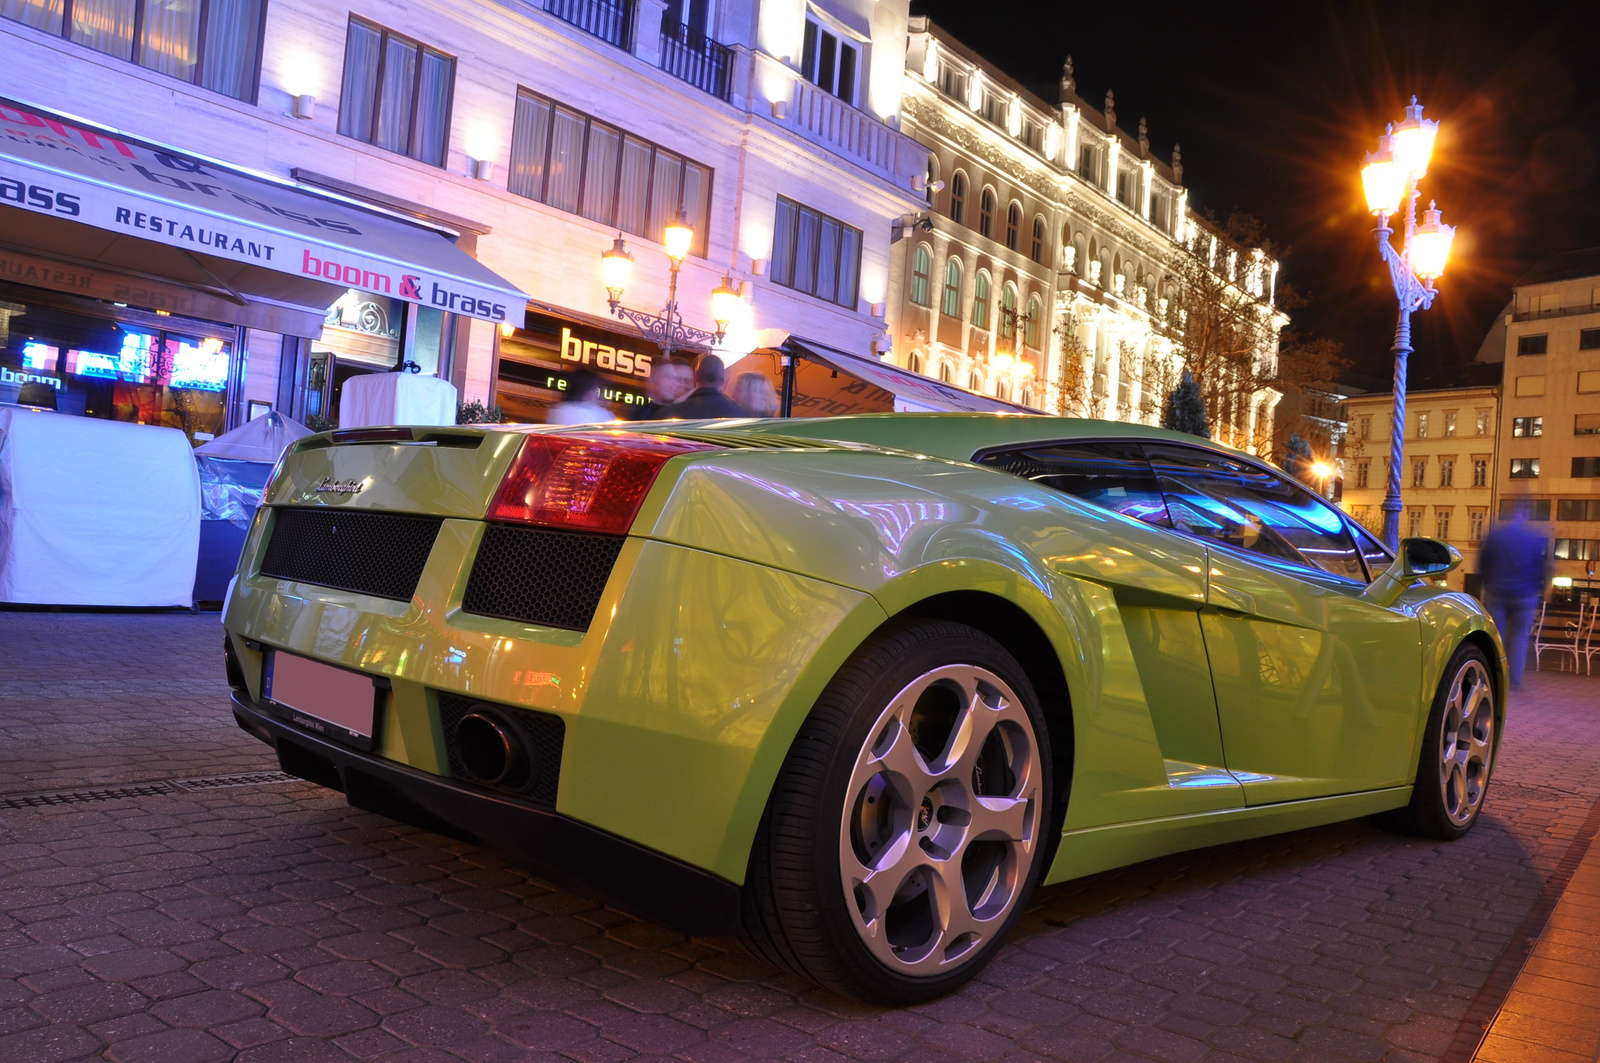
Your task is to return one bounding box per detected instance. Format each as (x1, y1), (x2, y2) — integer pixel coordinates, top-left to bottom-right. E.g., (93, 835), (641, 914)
(264, 651), (382, 751)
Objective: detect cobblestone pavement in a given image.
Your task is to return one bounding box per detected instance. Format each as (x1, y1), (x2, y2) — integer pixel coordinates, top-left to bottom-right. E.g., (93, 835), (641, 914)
(1, 611), (1598, 1063)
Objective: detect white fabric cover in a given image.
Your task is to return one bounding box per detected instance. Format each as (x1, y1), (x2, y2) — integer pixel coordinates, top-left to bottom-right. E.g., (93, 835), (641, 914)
(338, 373), (459, 429)
(195, 411), (312, 463)
(0, 409), (200, 606)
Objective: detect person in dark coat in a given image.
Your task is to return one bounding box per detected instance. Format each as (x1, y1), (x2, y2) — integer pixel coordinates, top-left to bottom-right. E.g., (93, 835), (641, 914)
(1478, 504), (1553, 689)
(659, 355), (750, 419)
(626, 360), (694, 420)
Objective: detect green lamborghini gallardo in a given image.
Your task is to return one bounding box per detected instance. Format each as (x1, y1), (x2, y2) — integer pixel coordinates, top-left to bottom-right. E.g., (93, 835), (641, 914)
(222, 415), (1504, 1002)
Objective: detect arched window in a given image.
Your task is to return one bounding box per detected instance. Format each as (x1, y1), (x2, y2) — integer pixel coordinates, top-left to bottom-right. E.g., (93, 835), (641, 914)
(908, 350), (924, 374)
(949, 171), (967, 224)
(1025, 295), (1041, 347)
(1000, 283), (1018, 340)
(969, 369), (983, 392)
(941, 257), (963, 317)
(995, 378), (1010, 401)
(1031, 216), (1047, 263)
(1005, 203), (1021, 250)
(979, 187), (995, 238)
(910, 244), (932, 306)
(940, 361), (954, 383)
(1020, 384), (1036, 408)
(971, 270), (991, 329)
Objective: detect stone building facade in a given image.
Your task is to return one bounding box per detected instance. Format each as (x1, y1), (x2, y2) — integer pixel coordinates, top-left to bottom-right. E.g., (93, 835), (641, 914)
(893, 18), (1282, 450)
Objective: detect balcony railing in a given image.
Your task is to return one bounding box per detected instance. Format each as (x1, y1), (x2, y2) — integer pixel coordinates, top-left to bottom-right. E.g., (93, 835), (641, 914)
(545, 0), (633, 50)
(660, 20), (732, 101)
(790, 80), (911, 177)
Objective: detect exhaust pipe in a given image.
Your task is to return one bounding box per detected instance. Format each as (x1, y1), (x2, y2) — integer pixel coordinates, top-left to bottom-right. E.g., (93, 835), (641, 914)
(453, 711), (529, 787)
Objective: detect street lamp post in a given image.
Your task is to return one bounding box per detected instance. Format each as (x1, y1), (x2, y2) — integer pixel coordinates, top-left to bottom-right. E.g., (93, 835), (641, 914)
(1360, 97), (1456, 552)
(601, 213), (740, 358)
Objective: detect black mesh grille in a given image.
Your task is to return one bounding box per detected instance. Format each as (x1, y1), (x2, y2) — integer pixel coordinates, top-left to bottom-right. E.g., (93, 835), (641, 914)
(462, 524), (624, 631)
(260, 508), (442, 602)
(437, 693), (564, 805)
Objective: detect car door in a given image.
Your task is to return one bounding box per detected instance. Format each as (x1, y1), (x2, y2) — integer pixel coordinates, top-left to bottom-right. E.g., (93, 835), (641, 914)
(976, 440), (1245, 815)
(1142, 442), (1423, 805)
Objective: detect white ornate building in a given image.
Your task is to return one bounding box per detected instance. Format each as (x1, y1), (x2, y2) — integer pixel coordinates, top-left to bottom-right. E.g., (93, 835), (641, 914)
(895, 18), (1283, 450)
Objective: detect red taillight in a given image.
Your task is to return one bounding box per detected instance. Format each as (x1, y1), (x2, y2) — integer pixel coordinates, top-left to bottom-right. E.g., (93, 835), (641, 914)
(487, 433), (720, 534)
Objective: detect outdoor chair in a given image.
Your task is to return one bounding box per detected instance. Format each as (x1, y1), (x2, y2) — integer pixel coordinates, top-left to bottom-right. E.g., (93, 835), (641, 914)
(1534, 598), (1586, 673)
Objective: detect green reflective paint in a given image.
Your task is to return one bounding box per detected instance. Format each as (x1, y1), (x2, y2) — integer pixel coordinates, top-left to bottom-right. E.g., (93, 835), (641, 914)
(223, 414), (1504, 898)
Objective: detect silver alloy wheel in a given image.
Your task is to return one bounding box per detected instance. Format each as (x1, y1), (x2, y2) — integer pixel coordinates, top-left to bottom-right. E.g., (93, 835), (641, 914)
(839, 663), (1041, 977)
(1439, 658), (1495, 827)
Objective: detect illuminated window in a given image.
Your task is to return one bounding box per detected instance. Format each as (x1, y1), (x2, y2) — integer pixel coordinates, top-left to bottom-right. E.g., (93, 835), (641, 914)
(340, 19), (455, 166)
(1005, 203), (1020, 251)
(1510, 458), (1540, 478)
(1473, 459), (1488, 487)
(1469, 509), (1486, 541)
(1444, 411), (1457, 436)
(909, 244), (932, 307)
(1409, 508), (1424, 538)
(941, 258), (962, 317)
(948, 171), (967, 225)
(1436, 509), (1451, 540)
(1512, 416), (1542, 437)
(1030, 216), (1046, 263)
(971, 271), (991, 329)
(800, 15), (857, 106)
(1439, 458), (1454, 487)
(1411, 459), (1427, 488)
(1025, 296), (1041, 348)
(1355, 460), (1369, 488)
(979, 188), (996, 239)
(1416, 412), (1429, 438)
(771, 197), (862, 308)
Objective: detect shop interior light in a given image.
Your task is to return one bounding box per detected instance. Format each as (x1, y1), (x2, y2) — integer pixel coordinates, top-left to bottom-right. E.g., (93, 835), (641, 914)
(200, 337), (225, 354)
(499, 321), (516, 339)
(663, 212), (694, 262)
(600, 235), (634, 310)
(710, 274), (740, 339)
(1410, 201), (1456, 280)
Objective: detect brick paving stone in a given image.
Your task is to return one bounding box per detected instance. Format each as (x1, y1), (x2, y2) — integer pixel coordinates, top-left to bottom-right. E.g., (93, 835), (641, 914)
(3, 612), (1600, 1061)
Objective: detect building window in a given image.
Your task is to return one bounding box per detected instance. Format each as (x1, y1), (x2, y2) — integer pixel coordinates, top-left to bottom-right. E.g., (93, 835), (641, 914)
(948, 171), (967, 225)
(800, 15), (857, 106)
(1355, 459), (1369, 489)
(1558, 499), (1600, 521)
(1025, 296), (1041, 348)
(1510, 458), (1540, 478)
(941, 257), (962, 317)
(1500, 498), (1552, 521)
(936, 59), (966, 101)
(981, 89), (1006, 126)
(1469, 508), (1486, 541)
(4, 0), (265, 101)
(940, 361), (954, 384)
(1577, 414), (1600, 436)
(1021, 117), (1044, 153)
(1581, 328), (1600, 350)
(1439, 458), (1454, 487)
(1005, 203), (1020, 251)
(771, 196), (862, 308)
(1472, 458), (1488, 487)
(1476, 410), (1491, 435)
(1408, 508), (1424, 538)
(907, 350), (923, 375)
(508, 89), (712, 254)
(1416, 412), (1429, 438)
(979, 188), (995, 239)
(1116, 167), (1135, 206)
(1436, 509), (1452, 540)
(1555, 539), (1600, 561)
(1078, 143), (1099, 184)
(968, 369), (982, 392)
(1512, 416), (1542, 437)
(999, 284), (1017, 341)
(1412, 459), (1427, 488)
(1575, 457), (1600, 478)
(1359, 415), (1372, 439)
(1582, 370), (1600, 394)
(909, 244), (932, 307)
(1444, 411), (1457, 436)
(338, 19), (455, 167)
(1030, 217), (1046, 263)
(1517, 334), (1548, 356)
(971, 270), (991, 329)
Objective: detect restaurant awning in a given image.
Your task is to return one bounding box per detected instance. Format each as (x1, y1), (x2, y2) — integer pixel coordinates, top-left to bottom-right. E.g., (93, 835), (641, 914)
(787, 339), (1040, 415)
(0, 98), (527, 329)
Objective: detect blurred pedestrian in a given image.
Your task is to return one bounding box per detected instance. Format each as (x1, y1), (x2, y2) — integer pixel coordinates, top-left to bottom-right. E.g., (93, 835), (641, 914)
(1478, 503), (1553, 690)
(660, 355), (748, 419)
(627, 360), (694, 420)
(730, 372), (780, 417)
(546, 369), (613, 425)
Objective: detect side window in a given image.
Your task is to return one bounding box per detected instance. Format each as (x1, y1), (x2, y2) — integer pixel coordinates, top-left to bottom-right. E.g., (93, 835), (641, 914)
(976, 442), (1171, 527)
(1351, 522), (1392, 580)
(1142, 443), (1366, 581)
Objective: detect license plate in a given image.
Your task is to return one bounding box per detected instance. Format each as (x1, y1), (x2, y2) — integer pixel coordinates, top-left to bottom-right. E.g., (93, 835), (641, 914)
(263, 650), (384, 751)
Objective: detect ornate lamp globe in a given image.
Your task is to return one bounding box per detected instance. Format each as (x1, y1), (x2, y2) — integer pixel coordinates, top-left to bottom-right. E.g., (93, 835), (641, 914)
(601, 235), (634, 309)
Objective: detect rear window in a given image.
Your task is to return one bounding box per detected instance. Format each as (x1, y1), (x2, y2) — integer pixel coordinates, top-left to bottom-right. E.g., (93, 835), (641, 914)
(976, 441), (1172, 526)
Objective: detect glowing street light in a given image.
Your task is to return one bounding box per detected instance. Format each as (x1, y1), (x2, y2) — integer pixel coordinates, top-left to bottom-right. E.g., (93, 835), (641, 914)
(1359, 96), (1457, 552)
(599, 216), (733, 358)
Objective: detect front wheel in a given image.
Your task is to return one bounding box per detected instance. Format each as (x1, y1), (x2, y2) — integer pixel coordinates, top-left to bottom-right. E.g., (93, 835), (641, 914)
(1379, 643), (1497, 840)
(740, 621), (1052, 1003)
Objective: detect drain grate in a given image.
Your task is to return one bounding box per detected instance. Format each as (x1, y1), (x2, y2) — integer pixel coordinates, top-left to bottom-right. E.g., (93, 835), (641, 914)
(0, 771), (297, 810)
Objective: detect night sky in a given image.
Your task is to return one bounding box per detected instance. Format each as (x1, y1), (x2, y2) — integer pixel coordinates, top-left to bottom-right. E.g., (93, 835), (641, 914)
(910, 0), (1600, 391)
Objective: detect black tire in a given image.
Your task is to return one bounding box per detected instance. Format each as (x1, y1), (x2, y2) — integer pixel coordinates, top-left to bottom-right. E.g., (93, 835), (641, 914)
(740, 620), (1052, 1003)
(1378, 642), (1497, 840)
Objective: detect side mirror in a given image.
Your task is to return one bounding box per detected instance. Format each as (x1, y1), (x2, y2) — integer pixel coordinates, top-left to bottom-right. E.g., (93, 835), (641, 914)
(1362, 537), (1463, 608)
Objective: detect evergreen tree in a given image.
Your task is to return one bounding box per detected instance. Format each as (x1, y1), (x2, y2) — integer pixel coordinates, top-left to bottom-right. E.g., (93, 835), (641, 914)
(1282, 432), (1313, 481)
(1163, 372), (1210, 438)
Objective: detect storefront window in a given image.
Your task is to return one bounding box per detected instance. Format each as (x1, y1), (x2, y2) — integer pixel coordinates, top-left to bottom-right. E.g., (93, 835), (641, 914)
(494, 311), (658, 423)
(0, 283), (234, 445)
(303, 289), (454, 429)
